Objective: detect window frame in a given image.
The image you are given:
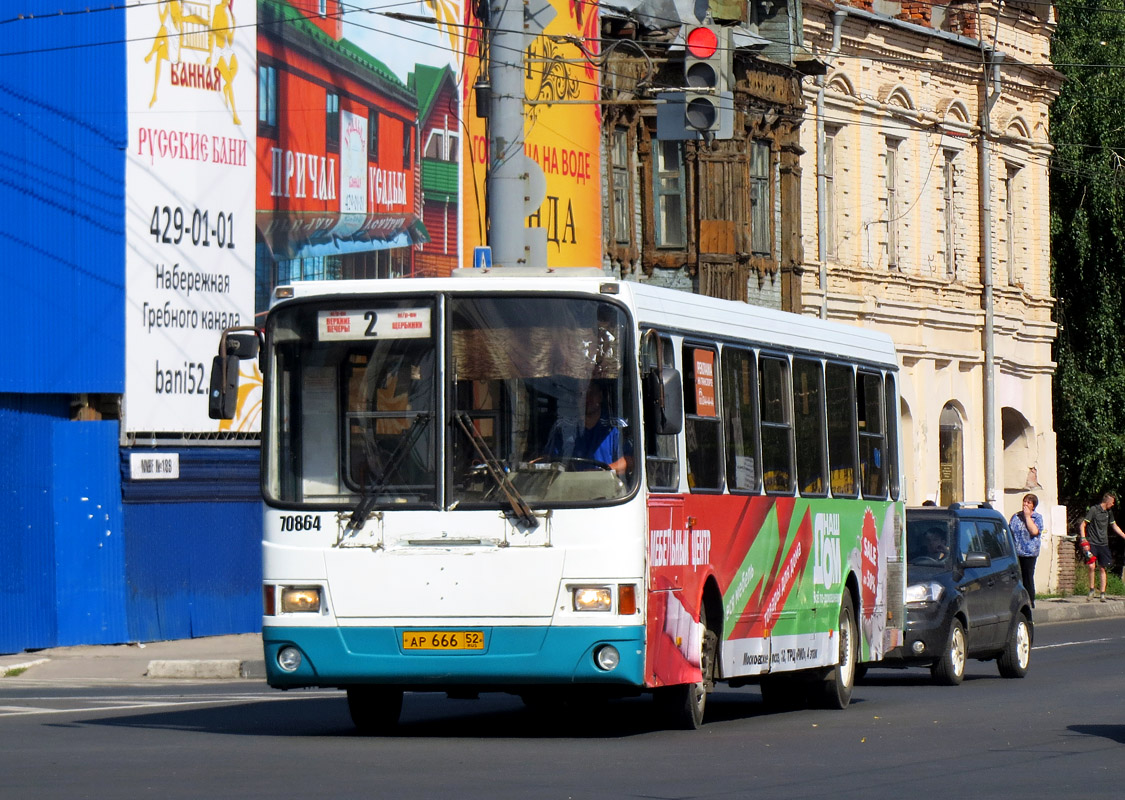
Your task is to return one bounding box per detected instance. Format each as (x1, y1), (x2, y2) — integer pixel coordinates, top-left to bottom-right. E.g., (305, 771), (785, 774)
(683, 342), (724, 493)
(759, 353), (795, 495)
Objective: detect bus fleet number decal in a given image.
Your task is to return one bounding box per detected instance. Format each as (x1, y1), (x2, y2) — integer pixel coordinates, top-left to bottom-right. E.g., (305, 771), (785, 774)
(279, 514), (322, 532)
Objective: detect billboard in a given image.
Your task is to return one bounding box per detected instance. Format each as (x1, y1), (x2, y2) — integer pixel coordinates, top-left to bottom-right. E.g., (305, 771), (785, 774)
(125, 0), (257, 434)
(462, 0), (602, 268)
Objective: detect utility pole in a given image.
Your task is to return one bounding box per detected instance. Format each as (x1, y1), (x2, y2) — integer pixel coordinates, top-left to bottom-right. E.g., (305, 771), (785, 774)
(483, 0), (552, 267)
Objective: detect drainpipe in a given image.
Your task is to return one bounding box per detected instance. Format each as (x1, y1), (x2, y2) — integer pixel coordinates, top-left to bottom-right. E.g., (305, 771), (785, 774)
(816, 10), (847, 319)
(980, 45), (1003, 504)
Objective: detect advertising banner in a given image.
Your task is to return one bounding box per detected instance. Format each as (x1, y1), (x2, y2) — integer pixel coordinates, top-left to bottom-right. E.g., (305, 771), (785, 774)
(125, 0), (257, 434)
(462, 0), (602, 268)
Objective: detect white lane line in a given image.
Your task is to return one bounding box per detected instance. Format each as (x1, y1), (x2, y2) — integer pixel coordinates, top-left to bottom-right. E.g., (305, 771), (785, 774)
(0, 694), (297, 719)
(1033, 636), (1118, 650)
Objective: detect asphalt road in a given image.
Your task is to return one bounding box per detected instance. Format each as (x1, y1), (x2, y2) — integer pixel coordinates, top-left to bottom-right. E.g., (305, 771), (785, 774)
(1, 617), (1122, 799)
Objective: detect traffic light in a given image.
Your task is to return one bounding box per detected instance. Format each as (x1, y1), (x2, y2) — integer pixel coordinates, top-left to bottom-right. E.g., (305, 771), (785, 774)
(683, 25), (728, 133)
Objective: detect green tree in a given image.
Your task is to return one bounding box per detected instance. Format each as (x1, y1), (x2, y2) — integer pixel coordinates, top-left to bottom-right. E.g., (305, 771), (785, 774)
(1050, 0), (1125, 509)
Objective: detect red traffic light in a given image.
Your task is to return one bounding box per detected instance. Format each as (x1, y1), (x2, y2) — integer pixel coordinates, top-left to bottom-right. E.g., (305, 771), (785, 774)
(685, 26), (719, 59)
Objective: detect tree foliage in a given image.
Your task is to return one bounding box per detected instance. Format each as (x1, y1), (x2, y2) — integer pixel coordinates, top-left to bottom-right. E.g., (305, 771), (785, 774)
(1050, 0), (1125, 507)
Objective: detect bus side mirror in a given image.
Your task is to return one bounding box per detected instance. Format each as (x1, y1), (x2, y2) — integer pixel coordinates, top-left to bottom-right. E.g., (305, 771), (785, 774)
(208, 328), (261, 420)
(643, 367), (683, 436)
(208, 355), (240, 420)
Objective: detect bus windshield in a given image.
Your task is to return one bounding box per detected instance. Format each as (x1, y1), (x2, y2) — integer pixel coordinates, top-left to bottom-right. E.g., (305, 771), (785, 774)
(265, 293), (638, 509)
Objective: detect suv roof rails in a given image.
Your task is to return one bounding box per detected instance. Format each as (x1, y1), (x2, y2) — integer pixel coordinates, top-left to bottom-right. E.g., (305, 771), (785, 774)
(948, 501), (993, 510)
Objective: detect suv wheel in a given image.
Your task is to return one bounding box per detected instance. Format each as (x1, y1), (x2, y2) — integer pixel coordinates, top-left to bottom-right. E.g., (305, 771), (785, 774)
(931, 619), (966, 686)
(997, 613), (1031, 679)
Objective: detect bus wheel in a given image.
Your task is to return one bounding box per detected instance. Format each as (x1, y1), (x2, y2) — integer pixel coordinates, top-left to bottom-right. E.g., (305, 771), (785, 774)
(816, 592), (857, 709)
(656, 626), (717, 730)
(347, 686), (403, 734)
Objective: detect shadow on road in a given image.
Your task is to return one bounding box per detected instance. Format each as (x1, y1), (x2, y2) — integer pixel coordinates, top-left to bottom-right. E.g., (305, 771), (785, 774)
(75, 687), (813, 739)
(1068, 724), (1125, 744)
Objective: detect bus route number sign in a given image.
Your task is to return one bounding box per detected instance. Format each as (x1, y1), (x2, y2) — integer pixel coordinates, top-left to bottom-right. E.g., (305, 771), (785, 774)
(402, 631), (485, 651)
(318, 308), (431, 341)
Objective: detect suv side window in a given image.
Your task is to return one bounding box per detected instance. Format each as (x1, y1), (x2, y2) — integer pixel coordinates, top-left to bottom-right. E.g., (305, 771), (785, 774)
(958, 521), (983, 559)
(976, 520), (1009, 559)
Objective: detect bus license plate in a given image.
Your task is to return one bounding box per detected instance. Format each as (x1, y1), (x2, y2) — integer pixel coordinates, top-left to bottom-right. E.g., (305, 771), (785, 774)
(402, 631), (484, 651)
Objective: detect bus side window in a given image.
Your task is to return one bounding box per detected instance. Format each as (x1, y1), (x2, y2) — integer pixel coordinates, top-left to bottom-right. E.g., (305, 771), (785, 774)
(793, 358), (827, 496)
(759, 355), (794, 494)
(857, 371), (887, 498)
(884, 373), (901, 501)
(825, 362), (858, 497)
(644, 331), (679, 491)
(722, 346), (761, 493)
(683, 344), (722, 491)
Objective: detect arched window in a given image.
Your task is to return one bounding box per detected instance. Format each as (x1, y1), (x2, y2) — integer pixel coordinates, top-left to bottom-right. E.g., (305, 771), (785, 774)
(939, 404), (963, 505)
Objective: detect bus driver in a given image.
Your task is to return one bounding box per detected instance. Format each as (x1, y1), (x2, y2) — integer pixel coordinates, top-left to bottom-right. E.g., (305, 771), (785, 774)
(545, 381), (632, 476)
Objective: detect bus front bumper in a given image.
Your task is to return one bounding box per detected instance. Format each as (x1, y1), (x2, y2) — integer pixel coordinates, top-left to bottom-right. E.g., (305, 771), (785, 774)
(263, 624), (646, 689)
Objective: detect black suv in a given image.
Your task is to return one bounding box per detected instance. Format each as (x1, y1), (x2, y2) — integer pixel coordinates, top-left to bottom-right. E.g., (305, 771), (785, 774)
(879, 503), (1033, 684)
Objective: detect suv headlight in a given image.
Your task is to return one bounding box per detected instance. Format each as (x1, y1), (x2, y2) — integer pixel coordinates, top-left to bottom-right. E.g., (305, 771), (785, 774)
(905, 581), (944, 604)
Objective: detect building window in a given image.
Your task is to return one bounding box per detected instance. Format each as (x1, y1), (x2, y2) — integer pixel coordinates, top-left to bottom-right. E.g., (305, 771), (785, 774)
(611, 128), (632, 245)
(258, 65), (277, 133)
(943, 150), (957, 278)
(824, 129), (837, 260)
(884, 139), (900, 269)
(319, 0), (327, 16)
(326, 91), (340, 150)
(1005, 164), (1021, 285)
(939, 403), (963, 506)
(368, 110), (379, 158)
(750, 139), (771, 257)
(403, 121), (413, 169)
(653, 140), (685, 248)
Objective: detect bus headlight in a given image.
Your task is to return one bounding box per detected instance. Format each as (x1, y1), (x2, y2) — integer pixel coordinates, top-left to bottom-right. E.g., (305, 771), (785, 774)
(280, 587), (322, 613)
(573, 586), (612, 612)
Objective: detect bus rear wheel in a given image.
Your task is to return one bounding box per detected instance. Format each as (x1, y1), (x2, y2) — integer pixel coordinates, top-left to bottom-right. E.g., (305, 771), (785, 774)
(347, 686), (403, 734)
(815, 592), (857, 709)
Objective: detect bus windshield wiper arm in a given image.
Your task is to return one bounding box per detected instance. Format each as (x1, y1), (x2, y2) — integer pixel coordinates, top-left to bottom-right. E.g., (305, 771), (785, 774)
(347, 412), (431, 533)
(454, 412), (538, 529)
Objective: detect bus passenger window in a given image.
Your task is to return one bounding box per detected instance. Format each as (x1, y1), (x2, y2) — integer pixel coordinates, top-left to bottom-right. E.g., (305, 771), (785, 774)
(644, 332), (679, 491)
(857, 371), (886, 498)
(722, 347), (761, 493)
(826, 363), (858, 497)
(884, 373), (900, 501)
(683, 345), (722, 491)
(793, 358), (827, 496)
(759, 356), (794, 494)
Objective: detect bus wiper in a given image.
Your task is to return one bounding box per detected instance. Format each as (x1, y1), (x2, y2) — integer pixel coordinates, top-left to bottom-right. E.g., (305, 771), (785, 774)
(454, 412), (538, 529)
(346, 412), (431, 533)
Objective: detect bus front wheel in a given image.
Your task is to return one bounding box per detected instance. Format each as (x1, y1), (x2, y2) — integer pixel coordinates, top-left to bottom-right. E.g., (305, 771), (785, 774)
(656, 625), (717, 730)
(347, 686), (403, 734)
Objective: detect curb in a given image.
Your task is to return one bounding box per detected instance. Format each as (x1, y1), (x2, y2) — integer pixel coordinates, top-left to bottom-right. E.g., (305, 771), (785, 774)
(1035, 599), (1125, 624)
(145, 659), (267, 680)
(0, 658), (49, 677)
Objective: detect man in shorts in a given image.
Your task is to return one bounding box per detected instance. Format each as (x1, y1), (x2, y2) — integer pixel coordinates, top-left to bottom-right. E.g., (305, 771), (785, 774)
(1079, 492), (1125, 602)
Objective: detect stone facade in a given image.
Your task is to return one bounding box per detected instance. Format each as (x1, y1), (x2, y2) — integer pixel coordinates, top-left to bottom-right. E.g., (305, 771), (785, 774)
(798, 1), (1065, 588)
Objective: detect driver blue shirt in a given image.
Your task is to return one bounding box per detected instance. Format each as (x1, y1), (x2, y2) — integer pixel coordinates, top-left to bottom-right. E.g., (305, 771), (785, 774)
(548, 418), (624, 465)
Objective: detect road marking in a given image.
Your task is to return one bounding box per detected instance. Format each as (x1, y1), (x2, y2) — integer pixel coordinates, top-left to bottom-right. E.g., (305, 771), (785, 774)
(1033, 636), (1117, 650)
(0, 692), (332, 719)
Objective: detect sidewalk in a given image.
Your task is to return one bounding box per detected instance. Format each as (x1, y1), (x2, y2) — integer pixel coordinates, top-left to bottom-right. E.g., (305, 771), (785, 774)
(1, 596), (1121, 682)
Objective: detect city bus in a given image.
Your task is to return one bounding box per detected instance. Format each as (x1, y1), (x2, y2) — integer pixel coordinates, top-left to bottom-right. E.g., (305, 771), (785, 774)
(210, 270), (905, 731)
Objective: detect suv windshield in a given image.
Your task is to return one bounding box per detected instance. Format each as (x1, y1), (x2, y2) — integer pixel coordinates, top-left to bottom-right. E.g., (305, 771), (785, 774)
(265, 293), (637, 509)
(907, 517), (953, 567)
